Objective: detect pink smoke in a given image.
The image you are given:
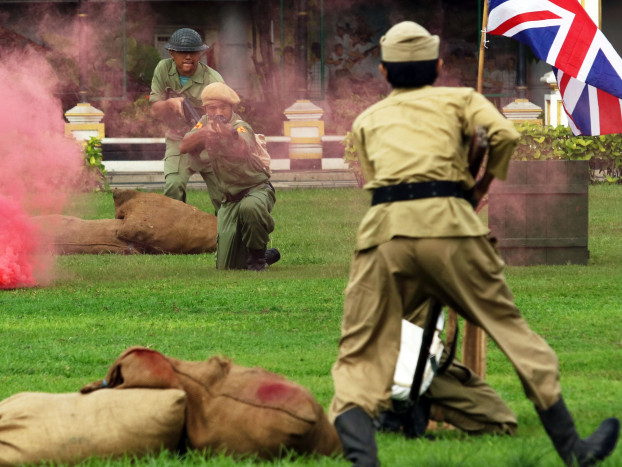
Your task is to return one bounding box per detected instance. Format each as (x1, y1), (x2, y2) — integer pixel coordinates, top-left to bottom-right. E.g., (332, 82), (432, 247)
(0, 198), (46, 288)
(0, 48), (87, 289)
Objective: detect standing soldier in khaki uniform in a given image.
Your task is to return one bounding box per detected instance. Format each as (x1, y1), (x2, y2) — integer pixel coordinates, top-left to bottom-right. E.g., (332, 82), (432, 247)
(180, 83), (280, 271)
(150, 28), (224, 213)
(329, 21), (620, 467)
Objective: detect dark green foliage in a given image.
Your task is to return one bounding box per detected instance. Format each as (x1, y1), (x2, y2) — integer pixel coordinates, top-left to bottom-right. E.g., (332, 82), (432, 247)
(82, 137), (108, 191)
(514, 123), (622, 183)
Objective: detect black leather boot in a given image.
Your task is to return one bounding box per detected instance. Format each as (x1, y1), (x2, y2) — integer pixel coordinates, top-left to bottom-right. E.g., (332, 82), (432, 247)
(246, 248), (267, 271)
(334, 407), (381, 467)
(537, 396), (620, 466)
(375, 407), (404, 434)
(375, 397), (431, 439)
(265, 248), (281, 266)
(403, 396), (432, 439)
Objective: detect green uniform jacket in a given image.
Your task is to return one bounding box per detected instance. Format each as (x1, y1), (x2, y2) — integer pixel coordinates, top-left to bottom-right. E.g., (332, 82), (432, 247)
(188, 113), (270, 197)
(186, 114), (274, 269)
(149, 59), (224, 157)
(351, 86), (520, 250)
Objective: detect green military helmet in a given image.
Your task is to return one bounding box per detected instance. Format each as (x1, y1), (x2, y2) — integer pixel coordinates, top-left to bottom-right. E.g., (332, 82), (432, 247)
(165, 28), (209, 52)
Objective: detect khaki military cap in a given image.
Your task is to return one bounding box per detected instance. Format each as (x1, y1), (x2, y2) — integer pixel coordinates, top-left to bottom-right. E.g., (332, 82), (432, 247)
(201, 82), (240, 105)
(380, 21), (439, 62)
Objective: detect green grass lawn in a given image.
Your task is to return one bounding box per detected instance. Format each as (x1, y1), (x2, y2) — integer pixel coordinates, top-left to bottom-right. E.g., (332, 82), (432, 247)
(1, 185), (621, 466)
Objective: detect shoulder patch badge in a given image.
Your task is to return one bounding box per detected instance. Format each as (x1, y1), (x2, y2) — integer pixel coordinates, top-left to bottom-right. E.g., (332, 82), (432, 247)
(236, 126), (247, 133)
(194, 121), (203, 129)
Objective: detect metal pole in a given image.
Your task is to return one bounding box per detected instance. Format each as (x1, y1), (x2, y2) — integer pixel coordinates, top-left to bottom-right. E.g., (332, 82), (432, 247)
(122, 0), (127, 100)
(78, 0), (88, 103)
(320, 0), (324, 98)
(517, 42), (527, 99)
(296, 0), (308, 99)
(477, 0), (482, 55)
(464, 0), (489, 380)
(280, 0), (284, 90)
(476, 0), (488, 94)
(280, 0), (284, 65)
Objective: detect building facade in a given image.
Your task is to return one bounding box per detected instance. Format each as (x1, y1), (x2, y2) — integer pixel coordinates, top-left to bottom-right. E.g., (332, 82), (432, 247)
(1, 0), (620, 136)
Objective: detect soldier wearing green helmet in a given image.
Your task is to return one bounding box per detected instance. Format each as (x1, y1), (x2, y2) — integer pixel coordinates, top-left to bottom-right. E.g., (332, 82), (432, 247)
(149, 28), (225, 213)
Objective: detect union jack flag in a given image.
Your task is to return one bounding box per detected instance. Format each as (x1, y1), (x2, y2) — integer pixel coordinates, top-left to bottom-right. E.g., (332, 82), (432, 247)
(553, 68), (622, 136)
(488, 0), (622, 135)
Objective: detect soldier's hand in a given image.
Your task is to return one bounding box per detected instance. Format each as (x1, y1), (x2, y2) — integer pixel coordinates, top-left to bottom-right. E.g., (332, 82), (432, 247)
(168, 97), (184, 117)
(211, 117), (238, 141)
(469, 172), (495, 211)
(204, 124), (222, 148)
(217, 122), (237, 139)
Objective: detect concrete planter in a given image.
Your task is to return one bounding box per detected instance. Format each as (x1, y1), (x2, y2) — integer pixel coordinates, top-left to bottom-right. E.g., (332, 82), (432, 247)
(488, 160), (589, 266)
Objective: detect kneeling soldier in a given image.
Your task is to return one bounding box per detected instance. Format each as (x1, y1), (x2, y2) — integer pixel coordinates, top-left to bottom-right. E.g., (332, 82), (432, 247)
(180, 82), (280, 271)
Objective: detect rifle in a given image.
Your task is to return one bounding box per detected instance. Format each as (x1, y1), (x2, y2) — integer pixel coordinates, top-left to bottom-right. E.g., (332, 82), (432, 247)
(209, 115), (239, 142)
(465, 126), (490, 208)
(403, 127), (489, 438)
(182, 98), (202, 126)
(211, 115), (228, 130)
(165, 87), (203, 126)
(403, 299), (443, 438)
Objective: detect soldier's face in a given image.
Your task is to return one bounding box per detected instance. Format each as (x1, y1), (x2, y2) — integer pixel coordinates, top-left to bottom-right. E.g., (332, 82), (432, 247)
(170, 50), (200, 77)
(204, 102), (233, 122)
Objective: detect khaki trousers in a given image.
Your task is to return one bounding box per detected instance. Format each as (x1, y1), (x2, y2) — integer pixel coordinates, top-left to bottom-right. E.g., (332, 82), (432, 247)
(329, 236), (561, 422)
(427, 354), (517, 435)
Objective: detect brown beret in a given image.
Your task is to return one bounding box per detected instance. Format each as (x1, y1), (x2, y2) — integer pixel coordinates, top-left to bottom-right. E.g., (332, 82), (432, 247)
(200, 82), (240, 106)
(380, 21), (439, 62)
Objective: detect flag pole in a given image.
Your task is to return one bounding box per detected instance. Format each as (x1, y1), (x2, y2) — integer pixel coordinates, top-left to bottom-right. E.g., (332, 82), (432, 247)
(476, 0), (489, 94)
(461, 0), (489, 380)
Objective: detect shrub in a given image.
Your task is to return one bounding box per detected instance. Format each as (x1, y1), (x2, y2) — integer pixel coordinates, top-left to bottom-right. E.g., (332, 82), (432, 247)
(342, 132), (365, 188)
(513, 123), (622, 183)
(343, 123), (622, 185)
(83, 136), (108, 191)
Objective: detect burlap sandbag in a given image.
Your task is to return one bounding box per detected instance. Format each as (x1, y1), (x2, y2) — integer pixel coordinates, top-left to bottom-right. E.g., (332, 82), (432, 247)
(0, 388), (187, 466)
(113, 189), (217, 254)
(81, 347), (342, 460)
(33, 214), (135, 254)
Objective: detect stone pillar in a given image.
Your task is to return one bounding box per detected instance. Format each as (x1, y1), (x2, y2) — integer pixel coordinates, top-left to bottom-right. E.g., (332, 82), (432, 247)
(64, 102), (105, 141)
(283, 100), (324, 170)
(540, 71), (568, 128)
(502, 99), (543, 125)
(502, 43), (543, 125)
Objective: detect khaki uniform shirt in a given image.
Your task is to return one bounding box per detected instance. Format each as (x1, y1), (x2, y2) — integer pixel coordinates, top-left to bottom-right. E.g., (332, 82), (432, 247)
(149, 59), (224, 156)
(188, 113), (269, 197)
(352, 86), (520, 251)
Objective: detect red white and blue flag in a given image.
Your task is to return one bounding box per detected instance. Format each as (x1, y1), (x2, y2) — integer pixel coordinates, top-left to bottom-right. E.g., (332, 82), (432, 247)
(487, 0), (622, 135)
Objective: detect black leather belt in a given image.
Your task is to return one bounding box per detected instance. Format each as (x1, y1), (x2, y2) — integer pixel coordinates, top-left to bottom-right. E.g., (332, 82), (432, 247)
(371, 181), (465, 206)
(224, 182), (273, 203)
(224, 188), (251, 203)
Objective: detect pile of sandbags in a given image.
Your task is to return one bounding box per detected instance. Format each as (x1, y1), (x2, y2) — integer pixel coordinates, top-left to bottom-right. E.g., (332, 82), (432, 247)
(34, 189), (217, 255)
(33, 215), (131, 254)
(0, 389), (187, 465)
(81, 347), (342, 460)
(0, 348), (342, 465)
